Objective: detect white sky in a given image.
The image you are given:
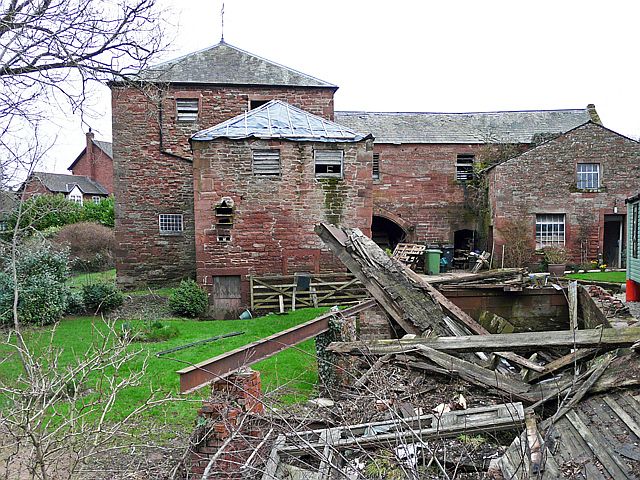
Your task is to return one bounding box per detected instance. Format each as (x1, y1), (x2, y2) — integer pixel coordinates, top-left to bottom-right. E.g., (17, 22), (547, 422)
(46, 0), (640, 172)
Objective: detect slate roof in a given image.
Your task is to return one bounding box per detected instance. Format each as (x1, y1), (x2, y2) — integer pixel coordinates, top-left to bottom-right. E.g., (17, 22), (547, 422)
(334, 108), (593, 144)
(191, 100), (372, 143)
(29, 172), (109, 196)
(135, 41), (336, 88)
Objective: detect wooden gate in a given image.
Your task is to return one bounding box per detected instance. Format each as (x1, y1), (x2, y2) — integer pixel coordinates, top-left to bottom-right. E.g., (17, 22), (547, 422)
(250, 273), (368, 313)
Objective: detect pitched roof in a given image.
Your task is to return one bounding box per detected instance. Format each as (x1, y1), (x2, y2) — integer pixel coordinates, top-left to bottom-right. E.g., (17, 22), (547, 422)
(191, 100), (372, 143)
(135, 41), (337, 88)
(0, 190), (16, 215)
(68, 138), (113, 171)
(29, 172), (109, 196)
(334, 108), (593, 144)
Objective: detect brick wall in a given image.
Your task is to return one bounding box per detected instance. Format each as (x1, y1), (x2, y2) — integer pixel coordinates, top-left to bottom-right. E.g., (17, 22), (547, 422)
(192, 138), (373, 309)
(70, 133), (114, 194)
(111, 83), (335, 288)
(372, 143), (523, 245)
(489, 122), (640, 264)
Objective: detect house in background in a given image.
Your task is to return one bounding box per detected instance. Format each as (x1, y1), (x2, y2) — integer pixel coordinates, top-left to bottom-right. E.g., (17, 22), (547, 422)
(0, 190), (17, 231)
(68, 130), (114, 195)
(489, 122), (640, 268)
(19, 171), (109, 205)
(627, 193), (640, 301)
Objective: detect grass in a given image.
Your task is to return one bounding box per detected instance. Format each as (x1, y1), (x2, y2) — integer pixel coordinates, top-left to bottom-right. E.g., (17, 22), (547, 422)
(0, 309), (326, 428)
(565, 270), (626, 283)
(67, 269), (176, 296)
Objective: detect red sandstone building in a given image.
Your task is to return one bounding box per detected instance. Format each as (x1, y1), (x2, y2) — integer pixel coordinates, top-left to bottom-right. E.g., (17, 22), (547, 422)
(489, 122), (640, 269)
(111, 40), (631, 311)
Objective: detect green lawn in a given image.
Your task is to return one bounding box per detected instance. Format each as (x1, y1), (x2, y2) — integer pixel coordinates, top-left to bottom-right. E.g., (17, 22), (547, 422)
(68, 269), (176, 296)
(0, 309), (325, 428)
(565, 270), (626, 283)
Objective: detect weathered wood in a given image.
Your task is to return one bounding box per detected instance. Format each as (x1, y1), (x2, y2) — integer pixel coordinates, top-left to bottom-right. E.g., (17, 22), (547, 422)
(412, 345), (534, 402)
(261, 434), (285, 480)
(526, 348), (599, 383)
(568, 281), (578, 331)
(318, 428), (341, 480)
(353, 354), (392, 388)
(578, 284), (611, 329)
(495, 351), (544, 372)
(315, 223), (448, 336)
(280, 403), (524, 455)
(565, 410), (631, 479)
(541, 355), (613, 428)
(427, 268), (524, 285)
(327, 327), (640, 355)
(603, 396), (640, 438)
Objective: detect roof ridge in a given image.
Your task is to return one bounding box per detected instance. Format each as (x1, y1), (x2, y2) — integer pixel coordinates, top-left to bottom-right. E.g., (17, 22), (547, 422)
(336, 108), (589, 116)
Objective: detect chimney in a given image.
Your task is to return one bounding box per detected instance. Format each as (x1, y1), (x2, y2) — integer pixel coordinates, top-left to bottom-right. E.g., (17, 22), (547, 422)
(86, 128), (96, 180)
(587, 104), (602, 125)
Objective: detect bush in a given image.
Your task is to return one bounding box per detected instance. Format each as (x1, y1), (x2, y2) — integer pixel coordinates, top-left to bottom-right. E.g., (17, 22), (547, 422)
(0, 244), (70, 326)
(82, 197), (114, 227)
(65, 290), (86, 315)
(82, 282), (124, 313)
(6, 194), (83, 233)
(168, 280), (208, 318)
(52, 222), (115, 272)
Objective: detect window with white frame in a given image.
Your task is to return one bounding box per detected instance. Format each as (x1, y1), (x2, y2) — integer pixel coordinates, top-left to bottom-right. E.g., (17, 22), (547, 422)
(252, 149), (281, 176)
(456, 154), (475, 182)
(159, 214), (183, 234)
(92, 196), (102, 204)
(176, 99), (199, 122)
(68, 193), (83, 204)
(372, 153), (380, 180)
(536, 214), (565, 248)
(314, 150), (343, 178)
(576, 163), (600, 190)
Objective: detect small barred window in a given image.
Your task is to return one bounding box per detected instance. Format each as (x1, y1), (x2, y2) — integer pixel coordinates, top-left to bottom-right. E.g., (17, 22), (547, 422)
(159, 214), (183, 234)
(176, 99), (199, 122)
(252, 150), (281, 176)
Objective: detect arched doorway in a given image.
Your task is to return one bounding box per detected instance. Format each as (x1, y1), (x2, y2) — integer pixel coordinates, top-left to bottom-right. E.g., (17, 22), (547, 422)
(371, 215), (407, 251)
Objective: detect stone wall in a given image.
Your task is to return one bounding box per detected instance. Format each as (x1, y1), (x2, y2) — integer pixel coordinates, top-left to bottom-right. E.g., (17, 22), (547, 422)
(71, 133), (114, 194)
(111, 83), (335, 288)
(489, 122), (640, 264)
(192, 137), (373, 311)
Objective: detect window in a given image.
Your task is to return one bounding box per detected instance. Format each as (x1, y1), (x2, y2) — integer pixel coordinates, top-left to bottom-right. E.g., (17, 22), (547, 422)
(92, 196), (102, 204)
(252, 150), (281, 176)
(456, 154), (475, 182)
(249, 99), (270, 110)
(633, 203), (639, 259)
(372, 153), (380, 180)
(577, 163), (600, 190)
(314, 150), (343, 178)
(215, 199), (234, 242)
(536, 214), (565, 248)
(69, 193), (83, 205)
(176, 99), (199, 122)
(159, 214), (183, 234)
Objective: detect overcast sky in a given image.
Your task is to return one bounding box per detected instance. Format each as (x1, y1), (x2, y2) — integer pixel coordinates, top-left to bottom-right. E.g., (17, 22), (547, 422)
(46, 0), (640, 172)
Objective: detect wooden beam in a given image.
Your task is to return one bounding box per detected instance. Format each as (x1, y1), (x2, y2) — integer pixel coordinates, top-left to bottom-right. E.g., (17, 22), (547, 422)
(327, 327), (640, 355)
(526, 348), (599, 383)
(568, 281), (578, 331)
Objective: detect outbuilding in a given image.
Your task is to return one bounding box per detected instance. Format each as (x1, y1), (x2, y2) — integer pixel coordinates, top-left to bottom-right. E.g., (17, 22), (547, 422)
(627, 193), (640, 301)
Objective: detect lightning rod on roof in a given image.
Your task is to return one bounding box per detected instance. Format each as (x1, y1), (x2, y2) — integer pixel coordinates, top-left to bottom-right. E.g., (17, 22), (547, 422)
(220, 1), (225, 42)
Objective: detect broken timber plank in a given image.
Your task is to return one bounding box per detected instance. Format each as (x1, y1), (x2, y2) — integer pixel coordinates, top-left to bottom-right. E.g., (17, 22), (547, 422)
(177, 299), (376, 393)
(315, 223), (449, 336)
(426, 268), (524, 285)
(261, 434), (285, 480)
(568, 280), (579, 331)
(412, 345), (535, 402)
(280, 402), (524, 455)
(327, 327), (640, 355)
(526, 348), (600, 383)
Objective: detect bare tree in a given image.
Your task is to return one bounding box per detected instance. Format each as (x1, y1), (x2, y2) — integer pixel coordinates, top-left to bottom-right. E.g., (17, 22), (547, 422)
(0, 2), (175, 478)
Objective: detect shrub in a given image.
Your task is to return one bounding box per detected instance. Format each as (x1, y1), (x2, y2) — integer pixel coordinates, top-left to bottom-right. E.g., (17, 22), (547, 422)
(6, 194), (83, 233)
(498, 216), (536, 268)
(82, 197), (114, 227)
(65, 290), (86, 315)
(52, 222), (115, 272)
(82, 282), (124, 313)
(0, 244), (70, 326)
(168, 280), (208, 318)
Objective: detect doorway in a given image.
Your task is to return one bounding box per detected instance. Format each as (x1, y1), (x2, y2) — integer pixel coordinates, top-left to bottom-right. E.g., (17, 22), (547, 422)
(603, 215), (624, 268)
(371, 215), (407, 251)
